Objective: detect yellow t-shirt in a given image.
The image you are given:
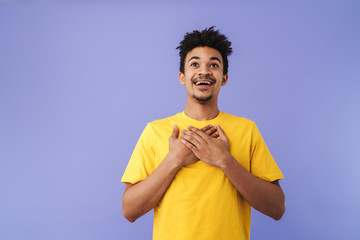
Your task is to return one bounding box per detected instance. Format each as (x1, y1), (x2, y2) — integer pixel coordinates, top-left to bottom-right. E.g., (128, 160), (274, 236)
(122, 112), (284, 240)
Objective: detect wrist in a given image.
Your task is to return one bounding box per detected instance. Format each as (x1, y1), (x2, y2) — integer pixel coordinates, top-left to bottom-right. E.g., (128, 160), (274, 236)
(164, 152), (183, 172)
(218, 153), (235, 171)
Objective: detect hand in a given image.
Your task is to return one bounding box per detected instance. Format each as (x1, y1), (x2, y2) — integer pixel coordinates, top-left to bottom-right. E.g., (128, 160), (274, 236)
(180, 125), (230, 168)
(168, 124), (218, 167)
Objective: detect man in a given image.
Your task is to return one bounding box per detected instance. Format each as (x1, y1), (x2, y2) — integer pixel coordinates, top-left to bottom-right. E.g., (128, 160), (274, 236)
(122, 26), (285, 240)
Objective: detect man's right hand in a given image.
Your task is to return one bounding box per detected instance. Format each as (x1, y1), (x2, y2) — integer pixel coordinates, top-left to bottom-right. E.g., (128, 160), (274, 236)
(168, 124), (218, 167)
(123, 124), (218, 223)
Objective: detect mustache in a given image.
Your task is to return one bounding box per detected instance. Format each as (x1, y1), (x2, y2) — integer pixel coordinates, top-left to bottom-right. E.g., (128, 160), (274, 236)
(192, 75), (216, 83)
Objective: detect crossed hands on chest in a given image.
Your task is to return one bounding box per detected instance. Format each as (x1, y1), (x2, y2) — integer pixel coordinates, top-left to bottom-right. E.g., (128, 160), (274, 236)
(180, 125), (230, 168)
(168, 124), (230, 169)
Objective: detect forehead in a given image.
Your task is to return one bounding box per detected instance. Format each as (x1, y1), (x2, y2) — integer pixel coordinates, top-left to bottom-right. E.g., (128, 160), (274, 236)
(185, 46), (223, 62)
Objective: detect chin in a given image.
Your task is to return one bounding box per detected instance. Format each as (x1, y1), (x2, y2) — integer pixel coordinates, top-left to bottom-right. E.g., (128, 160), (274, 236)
(193, 94), (212, 103)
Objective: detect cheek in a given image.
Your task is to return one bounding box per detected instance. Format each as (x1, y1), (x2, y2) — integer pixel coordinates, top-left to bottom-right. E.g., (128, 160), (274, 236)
(185, 79), (193, 88)
(184, 74), (194, 85)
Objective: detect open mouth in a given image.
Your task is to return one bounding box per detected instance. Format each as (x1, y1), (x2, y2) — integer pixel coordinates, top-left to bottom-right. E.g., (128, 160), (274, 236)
(194, 81), (213, 86)
(192, 76), (216, 86)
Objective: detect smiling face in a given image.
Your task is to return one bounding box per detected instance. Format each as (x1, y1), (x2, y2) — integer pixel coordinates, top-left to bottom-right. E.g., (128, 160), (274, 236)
(179, 46), (228, 104)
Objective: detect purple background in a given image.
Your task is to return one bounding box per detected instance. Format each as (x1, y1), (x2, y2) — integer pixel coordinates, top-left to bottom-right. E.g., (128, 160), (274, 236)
(1, 1), (359, 239)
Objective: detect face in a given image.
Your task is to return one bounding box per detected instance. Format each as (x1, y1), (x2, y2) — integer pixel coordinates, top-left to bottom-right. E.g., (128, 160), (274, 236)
(179, 46), (228, 104)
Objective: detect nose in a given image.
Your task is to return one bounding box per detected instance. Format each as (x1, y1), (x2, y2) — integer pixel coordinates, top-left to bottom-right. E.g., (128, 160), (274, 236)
(198, 64), (212, 77)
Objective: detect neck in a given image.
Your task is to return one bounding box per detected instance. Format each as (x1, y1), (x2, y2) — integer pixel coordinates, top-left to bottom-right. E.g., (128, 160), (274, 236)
(184, 97), (220, 121)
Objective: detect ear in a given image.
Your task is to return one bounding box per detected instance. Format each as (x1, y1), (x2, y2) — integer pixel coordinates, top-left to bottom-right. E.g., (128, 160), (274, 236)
(221, 74), (229, 86)
(179, 72), (185, 85)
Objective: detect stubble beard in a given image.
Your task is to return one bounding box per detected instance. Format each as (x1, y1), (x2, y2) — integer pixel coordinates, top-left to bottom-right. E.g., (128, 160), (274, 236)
(193, 94), (213, 104)
(190, 75), (216, 104)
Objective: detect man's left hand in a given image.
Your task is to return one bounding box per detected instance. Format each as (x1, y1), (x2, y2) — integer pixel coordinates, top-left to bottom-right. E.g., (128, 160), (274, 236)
(180, 125), (230, 168)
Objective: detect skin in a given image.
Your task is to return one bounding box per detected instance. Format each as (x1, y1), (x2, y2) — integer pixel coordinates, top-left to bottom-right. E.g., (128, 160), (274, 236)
(122, 125), (219, 222)
(122, 46), (285, 222)
(178, 46), (228, 121)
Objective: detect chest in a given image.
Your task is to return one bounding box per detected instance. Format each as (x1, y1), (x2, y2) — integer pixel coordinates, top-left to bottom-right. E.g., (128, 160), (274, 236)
(152, 123), (252, 171)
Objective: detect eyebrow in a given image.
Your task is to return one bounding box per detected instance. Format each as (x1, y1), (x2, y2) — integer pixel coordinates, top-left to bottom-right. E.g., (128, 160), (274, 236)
(188, 56), (222, 63)
(188, 56), (200, 62)
(210, 57), (221, 63)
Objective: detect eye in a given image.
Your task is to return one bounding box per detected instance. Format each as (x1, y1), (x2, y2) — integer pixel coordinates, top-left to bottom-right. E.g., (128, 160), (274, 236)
(210, 63), (219, 68)
(190, 62), (199, 67)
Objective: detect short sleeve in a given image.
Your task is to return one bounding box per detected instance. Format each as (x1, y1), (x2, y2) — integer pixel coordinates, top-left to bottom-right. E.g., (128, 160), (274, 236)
(249, 123), (284, 182)
(121, 123), (156, 184)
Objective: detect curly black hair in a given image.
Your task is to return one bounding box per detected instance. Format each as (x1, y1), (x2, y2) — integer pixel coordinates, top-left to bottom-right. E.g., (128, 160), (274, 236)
(176, 26), (232, 74)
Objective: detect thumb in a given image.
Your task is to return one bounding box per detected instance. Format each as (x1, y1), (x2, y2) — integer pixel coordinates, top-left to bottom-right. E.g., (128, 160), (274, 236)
(217, 125), (228, 141)
(171, 125), (179, 139)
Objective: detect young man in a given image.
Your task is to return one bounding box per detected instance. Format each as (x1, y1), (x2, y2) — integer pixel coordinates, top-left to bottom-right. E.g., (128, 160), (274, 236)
(122, 27), (285, 240)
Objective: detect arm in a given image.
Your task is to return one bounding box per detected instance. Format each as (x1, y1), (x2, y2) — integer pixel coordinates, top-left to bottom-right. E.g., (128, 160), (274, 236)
(122, 153), (182, 223)
(180, 125), (285, 220)
(218, 156), (285, 220)
(122, 125), (218, 222)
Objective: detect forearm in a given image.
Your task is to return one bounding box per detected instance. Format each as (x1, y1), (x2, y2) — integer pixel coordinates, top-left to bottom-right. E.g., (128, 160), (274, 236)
(219, 154), (285, 220)
(122, 154), (181, 222)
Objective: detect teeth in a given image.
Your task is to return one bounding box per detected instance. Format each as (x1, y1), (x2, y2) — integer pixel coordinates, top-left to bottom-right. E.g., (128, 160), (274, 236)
(195, 81), (211, 85)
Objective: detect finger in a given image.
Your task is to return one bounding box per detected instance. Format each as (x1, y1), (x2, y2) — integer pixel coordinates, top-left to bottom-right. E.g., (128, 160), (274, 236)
(204, 126), (217, 136)
(180, 131), (202, 147)
(210, 130), (219, 138)
(187, 126), (211, 142)
(200, 124), (212, 132)
(170, 125), (179, 139)
(181, 139), (201, 157)
(183, 128), (207, 144)
(217, 125), (228, 141)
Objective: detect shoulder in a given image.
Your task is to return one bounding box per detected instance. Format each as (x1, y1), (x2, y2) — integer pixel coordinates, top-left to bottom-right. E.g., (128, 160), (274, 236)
(148, 113), (180, 126)
(221, 112), (256, 128)
(145, 112), (181, 134)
